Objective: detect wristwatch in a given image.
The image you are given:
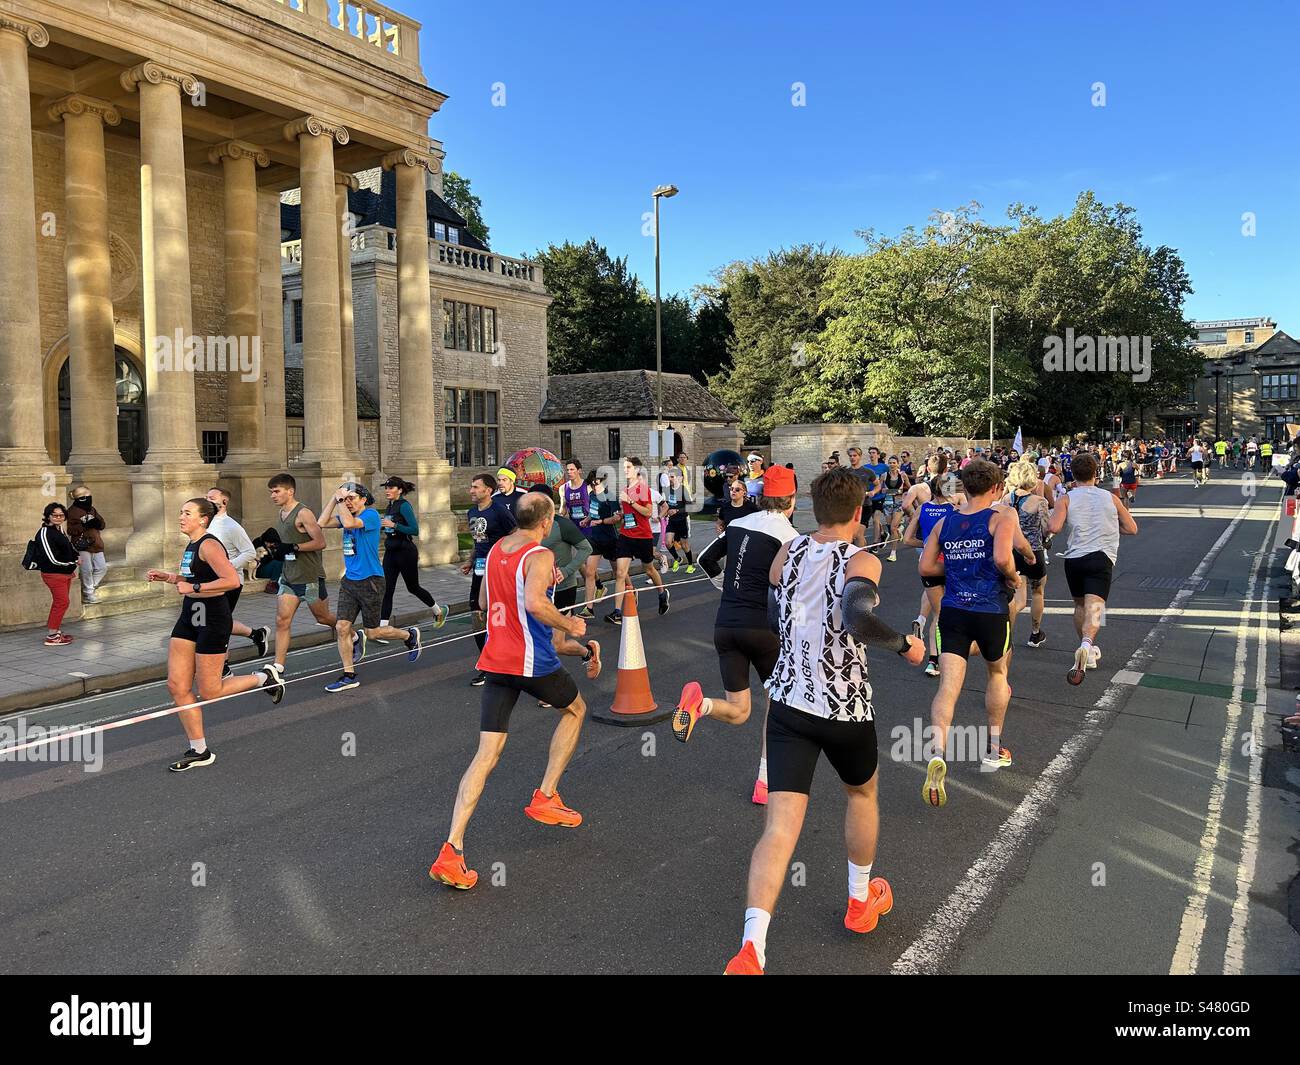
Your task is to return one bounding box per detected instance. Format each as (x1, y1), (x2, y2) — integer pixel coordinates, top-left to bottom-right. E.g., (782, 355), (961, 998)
(192, 582), (203, 595)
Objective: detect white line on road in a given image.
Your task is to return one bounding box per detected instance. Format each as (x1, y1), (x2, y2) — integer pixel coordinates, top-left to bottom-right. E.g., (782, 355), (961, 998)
(891, 492), (1264, 975)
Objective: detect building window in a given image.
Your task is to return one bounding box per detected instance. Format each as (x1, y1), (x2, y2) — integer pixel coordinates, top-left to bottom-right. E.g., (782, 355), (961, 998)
(287, 426), (305, 463)
(434, 222), (446, 241)
(559, 430), (572, 460)
(444, 387), (499, 468)
(1265, 414), (1291, 442)
(608, 428), (620, 461)
(1245, 330), (1255, 344)
(202, 431), (228, 465)
(1261, 373), (1297, 401)
(442, 301), (498, 353)
(448, 226), (459, 245)
(292, 299), (303, 344)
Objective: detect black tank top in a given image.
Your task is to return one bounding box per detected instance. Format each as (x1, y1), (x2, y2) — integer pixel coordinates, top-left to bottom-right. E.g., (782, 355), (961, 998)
(885, 472), (903, 492)
(384, 499), (413, 545)
(178, 533), (224, 586)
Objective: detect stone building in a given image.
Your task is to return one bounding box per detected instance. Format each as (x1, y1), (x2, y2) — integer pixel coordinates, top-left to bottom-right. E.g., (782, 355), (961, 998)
(0, 0), (547, 627)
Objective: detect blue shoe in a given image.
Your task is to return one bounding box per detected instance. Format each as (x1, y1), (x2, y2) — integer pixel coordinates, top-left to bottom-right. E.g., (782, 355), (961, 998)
(352, 629), (366, 663)
(325, 674), (359, 693)
(406, 626), (422, 662)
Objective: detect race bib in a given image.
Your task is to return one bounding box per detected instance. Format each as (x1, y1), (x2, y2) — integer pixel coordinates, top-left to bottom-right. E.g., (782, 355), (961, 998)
(623, 511), (637, 530)
(283, 550), (296, 562)
(343, 537), (355, 557)
(474, 556), (486, 576)
(588, 501), (600, 520)
(179, 548), (195, 579)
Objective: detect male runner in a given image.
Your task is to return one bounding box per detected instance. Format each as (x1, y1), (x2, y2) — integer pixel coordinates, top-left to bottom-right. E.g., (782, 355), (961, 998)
(1045, 452), (1137, 685)
(863, 447), (890, 551)
(464, 472), (517, 685)
(674, 465), (799, 806)
(427, 492), (590, 890)
(1189, 439), (1208, 486)
(266, 473), (337, 670)
(494, 467), (529, 516)
(205, 487), (270, 672)
(319, 483), (423, 691)
(1215, 437), (1228, 469)
(722, 468), (925, 975)
(919, 459), (1034, 808)
(603, 457), (669, 625)
(662, 465), (696, 573)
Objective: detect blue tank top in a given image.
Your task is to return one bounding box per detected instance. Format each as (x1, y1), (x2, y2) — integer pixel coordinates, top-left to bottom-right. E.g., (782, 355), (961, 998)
(940, 509), (1006, 614)
(917, 500), (953, 544)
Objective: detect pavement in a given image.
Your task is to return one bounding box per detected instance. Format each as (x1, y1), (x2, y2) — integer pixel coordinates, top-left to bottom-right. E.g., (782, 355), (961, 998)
(0, 473), (1297, 975)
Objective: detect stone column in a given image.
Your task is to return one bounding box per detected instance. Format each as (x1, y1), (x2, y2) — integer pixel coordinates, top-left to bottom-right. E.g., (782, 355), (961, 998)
(0, 16), (70, 627)
(258, 188), (288, 470)
(49, 94), (122, 467)
(335, 170), (363, 467)
(284, 116), (350, 468)
(382, 148), (457, 565)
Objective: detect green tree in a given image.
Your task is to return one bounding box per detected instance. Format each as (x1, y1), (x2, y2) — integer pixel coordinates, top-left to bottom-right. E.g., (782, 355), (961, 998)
(443, 171), (490, 246)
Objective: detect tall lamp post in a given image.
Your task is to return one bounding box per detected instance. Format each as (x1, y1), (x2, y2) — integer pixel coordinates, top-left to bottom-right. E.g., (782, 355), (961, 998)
(652, 184), (679, 460)
(988, 304), (997, 449)
(1211, 367), (1223, 439)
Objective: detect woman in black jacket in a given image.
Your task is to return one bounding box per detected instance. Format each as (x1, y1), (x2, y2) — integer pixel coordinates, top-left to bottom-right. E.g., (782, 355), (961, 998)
(35, 502), (81, 645)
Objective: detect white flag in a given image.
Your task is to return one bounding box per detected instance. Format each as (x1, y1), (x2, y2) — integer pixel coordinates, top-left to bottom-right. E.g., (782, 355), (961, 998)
(1012, 427), (1023, 454)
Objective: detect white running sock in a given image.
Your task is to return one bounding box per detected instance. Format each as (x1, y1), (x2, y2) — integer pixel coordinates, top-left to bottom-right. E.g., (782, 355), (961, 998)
(743, 908), (770, 967)
(848, 861), (873, 901)
(914, 615), (926, 628)
(757, 757), (768, 785)
(700, 697), (713, 717)
(191, 737), (207, 755)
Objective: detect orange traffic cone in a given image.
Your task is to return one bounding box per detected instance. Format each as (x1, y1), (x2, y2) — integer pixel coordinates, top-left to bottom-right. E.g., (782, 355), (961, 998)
(590, 585), (671, 727)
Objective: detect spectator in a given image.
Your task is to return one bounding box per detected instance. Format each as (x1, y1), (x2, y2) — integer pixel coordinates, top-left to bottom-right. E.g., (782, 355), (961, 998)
(66, 484), (107, 604)
(33, 502), (80, 645)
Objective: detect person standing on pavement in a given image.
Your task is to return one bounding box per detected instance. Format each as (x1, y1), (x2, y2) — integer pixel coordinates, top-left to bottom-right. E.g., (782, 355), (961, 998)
(32, 502), (80, 646)
(464, 472), (518, 686)
(66, 485), (107, 604)
(377, 476), (450, 631)
(205, 488), (270, 673)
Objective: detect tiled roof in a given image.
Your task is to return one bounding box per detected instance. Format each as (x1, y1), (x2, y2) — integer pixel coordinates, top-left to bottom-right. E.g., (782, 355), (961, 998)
(1249, 330), (1300, 357)
(284, 366), (379, 419)
(539, 370), (739, 424)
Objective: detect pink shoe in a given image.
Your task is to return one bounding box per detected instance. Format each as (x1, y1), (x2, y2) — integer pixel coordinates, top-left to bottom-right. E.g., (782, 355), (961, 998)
(751, 778), (768, 805)
(43, 632), (74, 646)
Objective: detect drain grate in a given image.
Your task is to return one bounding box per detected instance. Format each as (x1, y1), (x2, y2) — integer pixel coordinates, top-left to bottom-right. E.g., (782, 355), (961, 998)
(1134, 575), (1228, 596)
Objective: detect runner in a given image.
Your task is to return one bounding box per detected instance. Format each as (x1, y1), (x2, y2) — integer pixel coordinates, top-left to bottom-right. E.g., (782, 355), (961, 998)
(319, 483), (423, 691)
(603, 457), (669, 626)
(862, 447), (889, 552)
(146, 498), (285, 771)
(1119, 452), (1139, 505)
(463, 472), (517, 686)
(427, 492), (590, 891)
(494, 467), (529, 516)
(377, 477), (450, 631)
(1189, 439), (1208, 487)
(204, 487), (269, 674)
(1215, 437), (1228, 469)
(880, 455), (911, 562)
(918, 459), (1034, 807)
(743, 453), (766, 499)
(675, 465), (799, 807)
(716, 478), (758, 536)
(577, 469), (615, 620)
(902, 470), (962, 677)
(722, 468), (925, 975)
(662, 465), (696, 573)
(1261, 437), (1274, 478)
(1005, 461), (1050, 649)
(1245, 435), (1259, 472)
(1044, 451), (1138, 685)
(265, 473), (337, 671)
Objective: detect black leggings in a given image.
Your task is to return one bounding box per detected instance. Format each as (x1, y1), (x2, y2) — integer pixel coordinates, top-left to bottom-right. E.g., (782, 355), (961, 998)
(381, 540), (437, 620)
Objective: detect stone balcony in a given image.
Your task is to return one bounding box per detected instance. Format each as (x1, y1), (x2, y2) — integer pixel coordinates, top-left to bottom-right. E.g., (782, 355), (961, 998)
(281, 225), (546, 290)
(238, 0), (423, 78)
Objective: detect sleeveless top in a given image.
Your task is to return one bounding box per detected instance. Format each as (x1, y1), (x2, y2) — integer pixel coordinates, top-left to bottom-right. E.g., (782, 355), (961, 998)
(940, 509), (1006, 614)
(884, 471), (904, 495)
(275, 502), (324, 584)
(765, 535), (873, 722)
(178, 533), (226, 605)
(1010, 491), (1044, 550)
(917, 499), (953, 544)
(476, 541), (561, 678)
(383, 498), (415, 544)
(1062, 485), (1120, 563)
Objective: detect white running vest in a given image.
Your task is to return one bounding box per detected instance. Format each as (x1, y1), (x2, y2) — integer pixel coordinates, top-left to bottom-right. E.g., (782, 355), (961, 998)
(765, 535), (874, 722)
(1062, 485), (1120, 563)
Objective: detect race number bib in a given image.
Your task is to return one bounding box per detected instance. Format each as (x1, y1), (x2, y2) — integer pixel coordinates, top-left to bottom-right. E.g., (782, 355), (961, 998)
(623, 511), (637, 530)
(179, 548), (196, 579)
(474, 556), (487, 576)
(343, 535), (355, 557)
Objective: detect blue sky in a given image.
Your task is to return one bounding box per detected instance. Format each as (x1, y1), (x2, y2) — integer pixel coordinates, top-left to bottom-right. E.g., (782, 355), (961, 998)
(413, 0), (1298, 330)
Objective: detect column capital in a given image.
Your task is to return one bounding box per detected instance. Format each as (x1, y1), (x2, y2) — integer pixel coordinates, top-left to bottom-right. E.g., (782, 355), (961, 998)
(120, 61), (199, 96)
(47, 93), (121, 126)
(0, 15), (48, 46)
(283, 116), (349, 145)
(382, 148), (434, 173)
(334, 171), (360, 191)
(208, 139), (270, 167)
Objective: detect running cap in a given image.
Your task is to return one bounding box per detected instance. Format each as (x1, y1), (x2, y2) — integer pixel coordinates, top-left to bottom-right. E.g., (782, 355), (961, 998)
(378, 476), (407, 489)
(496, 467), (517, 483)
(763, 465), (796, 496)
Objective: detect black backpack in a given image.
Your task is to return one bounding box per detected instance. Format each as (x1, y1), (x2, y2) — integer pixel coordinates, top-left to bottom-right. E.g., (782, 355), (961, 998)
(21, 529), (42, 571)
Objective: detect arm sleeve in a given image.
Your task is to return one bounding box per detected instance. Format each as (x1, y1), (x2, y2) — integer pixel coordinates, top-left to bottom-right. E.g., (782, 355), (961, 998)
(394, 500), (420, 536)
(841, 576), (909, 653)
(699, 533), (727, 587)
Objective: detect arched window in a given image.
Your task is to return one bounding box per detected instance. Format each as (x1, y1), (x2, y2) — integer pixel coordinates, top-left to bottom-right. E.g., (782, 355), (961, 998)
(58, 350), (148, 465)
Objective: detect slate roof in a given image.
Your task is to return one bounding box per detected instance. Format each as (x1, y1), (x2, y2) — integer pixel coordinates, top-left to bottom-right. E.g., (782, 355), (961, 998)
(284, 366), (380, 419)
(1249, 330), (1300, 357)
(539, 370), (739, 424)
(279, 167), (488, 251)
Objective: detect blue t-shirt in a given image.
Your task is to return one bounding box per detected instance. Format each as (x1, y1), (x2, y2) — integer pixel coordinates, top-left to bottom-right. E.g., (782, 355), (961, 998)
(339, 507), (383, 580)
(468, 498), (517, 574)
(865, 463), (889, 498)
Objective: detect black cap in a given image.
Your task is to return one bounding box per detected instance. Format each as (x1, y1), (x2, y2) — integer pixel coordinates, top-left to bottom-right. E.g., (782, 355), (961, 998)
(379, 476), (406, 489)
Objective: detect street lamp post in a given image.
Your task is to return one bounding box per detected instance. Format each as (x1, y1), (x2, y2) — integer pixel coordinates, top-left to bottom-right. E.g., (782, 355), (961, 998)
(1211, 367), (1223, 439)
(989, 304), (997, 449)
(652, 184), (678, 460)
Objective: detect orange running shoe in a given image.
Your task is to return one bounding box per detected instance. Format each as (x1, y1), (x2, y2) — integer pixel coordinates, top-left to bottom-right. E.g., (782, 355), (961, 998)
(751, 778), (768, 805)
(723, 941), (764, 975)
(844, 877), (894, 934)
(585, 639), (602, 680)
(524, 788), (582, 827)
(673, 681), (705, 743)
(428, 842), (478, 890)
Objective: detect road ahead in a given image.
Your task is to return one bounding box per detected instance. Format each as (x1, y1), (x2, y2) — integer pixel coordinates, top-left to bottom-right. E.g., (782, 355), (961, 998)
(1, 473), (1297, 975)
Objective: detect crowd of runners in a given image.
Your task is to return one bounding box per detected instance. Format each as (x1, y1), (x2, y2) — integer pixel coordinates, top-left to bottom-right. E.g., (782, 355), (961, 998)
(87, 429), (1300, 971)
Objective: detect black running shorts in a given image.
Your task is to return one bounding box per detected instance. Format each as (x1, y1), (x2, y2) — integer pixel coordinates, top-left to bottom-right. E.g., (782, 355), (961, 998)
(667, 514), (691, 538)
(615, 535), (656, 565)
(937, 605), (1010, 662)
(554, 585), (578, 612)
(479, 668), (581, 732)
(1014, 548), (1048, 582)
(170, 594), (234, 655)
(1191, 461), (1204, 471)
(766, 699), (878, 794)
(714, 625), (779, 691)
(337, 575), (384, 629)
(587, 533), (616, 557)
(921, 573), (946, 589)
(225, 584), (242, 612)
(1063, 550), (1114, 600)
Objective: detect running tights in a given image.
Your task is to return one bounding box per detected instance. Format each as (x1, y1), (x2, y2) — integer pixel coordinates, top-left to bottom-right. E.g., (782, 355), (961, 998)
(381, 541), (437, 620)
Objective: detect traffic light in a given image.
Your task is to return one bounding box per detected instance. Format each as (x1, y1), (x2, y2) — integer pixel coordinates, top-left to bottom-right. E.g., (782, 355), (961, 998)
(1113, 415), (1122, 431)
